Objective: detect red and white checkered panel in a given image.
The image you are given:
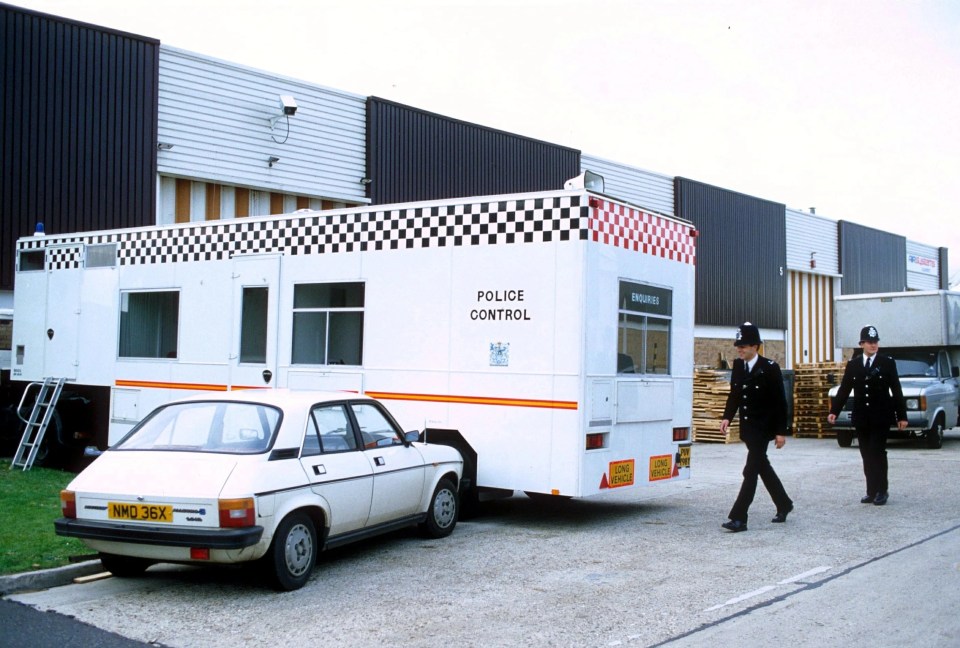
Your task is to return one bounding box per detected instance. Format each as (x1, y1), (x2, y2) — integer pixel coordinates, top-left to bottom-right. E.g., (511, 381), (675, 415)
(589, 199), (696, 265)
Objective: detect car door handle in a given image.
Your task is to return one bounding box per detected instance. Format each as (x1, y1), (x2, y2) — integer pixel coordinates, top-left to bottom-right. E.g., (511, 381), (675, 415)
(374, 456), (385, 466)
(313, 464), (327, 475)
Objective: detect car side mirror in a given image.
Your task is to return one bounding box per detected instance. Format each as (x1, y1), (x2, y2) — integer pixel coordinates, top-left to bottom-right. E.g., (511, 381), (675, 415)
(404, 430), (421, 444)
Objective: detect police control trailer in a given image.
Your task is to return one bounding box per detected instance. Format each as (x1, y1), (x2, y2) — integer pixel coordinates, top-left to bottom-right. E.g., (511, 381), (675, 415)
(12, 180), (696, 499)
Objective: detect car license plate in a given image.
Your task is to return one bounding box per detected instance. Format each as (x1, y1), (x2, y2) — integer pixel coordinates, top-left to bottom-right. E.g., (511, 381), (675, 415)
(108, 502), (173, 523)
(678, 445), (691, 468)
(649, 454), (673, 481)
(608, 459), (635, 488)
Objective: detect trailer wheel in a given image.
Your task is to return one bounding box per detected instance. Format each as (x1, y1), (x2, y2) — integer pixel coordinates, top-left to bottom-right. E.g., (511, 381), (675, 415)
(925, 416), (944, 449)
(99, 553), (152, 577)
(836, 430), (854, 447)
(262, 511), (317, 591)
(419, 478), (458, 538)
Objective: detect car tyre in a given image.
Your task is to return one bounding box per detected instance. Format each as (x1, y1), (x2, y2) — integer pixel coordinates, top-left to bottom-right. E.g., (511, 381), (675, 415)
(836, 430), (854, 447)
(264, 511), (317, 591)
(99, 553), (152, 577)
(925, 416), (944, 449)
(420, 478), (458, 538)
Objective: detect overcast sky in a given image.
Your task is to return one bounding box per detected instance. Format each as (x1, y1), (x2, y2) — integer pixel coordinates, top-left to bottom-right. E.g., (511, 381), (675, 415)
(13, 0), (960, 285)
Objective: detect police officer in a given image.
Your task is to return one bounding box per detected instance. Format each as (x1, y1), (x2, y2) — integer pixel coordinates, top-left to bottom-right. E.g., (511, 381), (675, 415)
(828, 325), (907, 505)
(719, 322), (793, 532)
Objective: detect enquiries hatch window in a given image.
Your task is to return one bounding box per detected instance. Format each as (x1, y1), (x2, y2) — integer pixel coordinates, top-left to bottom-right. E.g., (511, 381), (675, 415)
(617, 281), (672, 375)
(291, 282), (364, 365)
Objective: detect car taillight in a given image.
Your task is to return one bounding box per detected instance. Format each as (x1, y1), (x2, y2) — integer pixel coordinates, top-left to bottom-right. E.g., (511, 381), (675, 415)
(60, 490), (76, 518)
(218, 498), (255, 528)
(673, 427), (690, 442)
(585, 433), (606, 450)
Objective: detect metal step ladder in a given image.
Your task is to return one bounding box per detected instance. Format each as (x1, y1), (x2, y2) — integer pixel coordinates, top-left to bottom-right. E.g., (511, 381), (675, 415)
(11, 378), (66, 471)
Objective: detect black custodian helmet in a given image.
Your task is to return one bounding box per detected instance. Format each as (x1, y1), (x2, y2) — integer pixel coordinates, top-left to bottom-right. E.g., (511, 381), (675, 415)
(860, 325), (880, 343)
(734, 322), (762, 347)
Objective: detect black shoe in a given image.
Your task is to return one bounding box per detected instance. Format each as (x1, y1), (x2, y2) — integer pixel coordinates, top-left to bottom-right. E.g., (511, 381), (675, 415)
(873, 492), (888, 506)
(861, 494), (875, 504)
(772, 503), (794, 523)
(721, 520), (748, 532)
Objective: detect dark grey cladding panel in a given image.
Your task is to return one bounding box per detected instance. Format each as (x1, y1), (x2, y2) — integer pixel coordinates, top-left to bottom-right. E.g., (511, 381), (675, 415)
(675, 177), (787, 330)
(366, 97), (581, 205)
(0, 3), (160, 289)
(838, 221), (907, 294)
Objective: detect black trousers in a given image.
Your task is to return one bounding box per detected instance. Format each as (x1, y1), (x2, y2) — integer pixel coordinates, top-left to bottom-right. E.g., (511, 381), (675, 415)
(729, 436), (792, 523)
(856, 424), (889, 496)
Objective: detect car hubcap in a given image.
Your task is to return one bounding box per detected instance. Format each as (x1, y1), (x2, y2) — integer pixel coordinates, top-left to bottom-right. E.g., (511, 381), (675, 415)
(284, 523), (313, 576)
(433, 488), (456, 529)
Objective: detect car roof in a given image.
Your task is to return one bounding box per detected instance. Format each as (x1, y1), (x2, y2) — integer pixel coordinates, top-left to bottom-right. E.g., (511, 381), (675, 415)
(174, 389), (373, 409)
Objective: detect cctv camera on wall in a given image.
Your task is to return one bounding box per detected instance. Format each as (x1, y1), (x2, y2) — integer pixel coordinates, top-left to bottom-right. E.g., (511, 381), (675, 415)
(279, 95), (298, 116)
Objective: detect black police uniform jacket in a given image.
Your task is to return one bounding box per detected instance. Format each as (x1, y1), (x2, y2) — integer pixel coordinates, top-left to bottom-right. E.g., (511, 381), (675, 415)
(830, 354), (907, 428)
(722, 355), (787, 442)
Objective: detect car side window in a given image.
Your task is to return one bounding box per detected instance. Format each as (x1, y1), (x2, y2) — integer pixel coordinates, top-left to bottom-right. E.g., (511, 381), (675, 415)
(350, 402), (404, 449)
(308, 404), (358, 454)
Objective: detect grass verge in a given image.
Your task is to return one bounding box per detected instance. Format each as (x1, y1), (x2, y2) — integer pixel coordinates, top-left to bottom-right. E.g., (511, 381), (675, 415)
(0, 459), (92, 575)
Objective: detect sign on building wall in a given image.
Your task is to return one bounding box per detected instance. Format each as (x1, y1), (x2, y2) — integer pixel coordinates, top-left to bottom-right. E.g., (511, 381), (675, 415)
(907, 253), (938, 276)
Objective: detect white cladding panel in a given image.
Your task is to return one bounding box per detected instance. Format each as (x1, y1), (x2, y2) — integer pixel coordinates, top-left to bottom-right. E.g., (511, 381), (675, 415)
(581, 154), (674, 216)
(785, 209), (839, 275)
(906, 240), (940, 290)
(158, 46), (367, 203)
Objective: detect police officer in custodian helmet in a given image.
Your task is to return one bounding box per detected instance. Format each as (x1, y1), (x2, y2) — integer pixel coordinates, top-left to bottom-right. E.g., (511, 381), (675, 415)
(719, 322), (793, 532)
(828, 325), (907, 506)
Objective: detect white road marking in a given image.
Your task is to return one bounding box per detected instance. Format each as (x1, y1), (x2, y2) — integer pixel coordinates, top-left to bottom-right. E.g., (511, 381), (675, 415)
(703, 565), (832, 612)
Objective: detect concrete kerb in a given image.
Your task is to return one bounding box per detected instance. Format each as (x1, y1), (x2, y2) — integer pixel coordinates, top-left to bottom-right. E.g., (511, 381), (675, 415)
(0, 559), (104, 596)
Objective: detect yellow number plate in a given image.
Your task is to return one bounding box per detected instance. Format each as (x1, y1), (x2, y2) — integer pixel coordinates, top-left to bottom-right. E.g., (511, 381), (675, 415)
(608, 459), (635, 488)
(678, 445), (691, 468)
(108, 502), (173, 523)
(649, 454), (673, 481)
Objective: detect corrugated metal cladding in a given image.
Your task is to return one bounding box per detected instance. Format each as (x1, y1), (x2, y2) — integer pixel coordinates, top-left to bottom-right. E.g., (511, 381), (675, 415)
(158, 47), (367, 204)
(675, 178), (788, 329)
(785, 208), (839, 276)
(838, 221), (906, 294)
(788, 270), (837, 367)
(0, 3), (158, 290)
(580, 154), (674, 216)
(906, 239), (942, 290)
(366, 98), (580, 205)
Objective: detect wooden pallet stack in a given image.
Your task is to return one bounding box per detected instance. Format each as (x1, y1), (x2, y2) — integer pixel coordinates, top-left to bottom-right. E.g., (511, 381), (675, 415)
(792, 361), (845, 438)
(692, 368), (739, 443)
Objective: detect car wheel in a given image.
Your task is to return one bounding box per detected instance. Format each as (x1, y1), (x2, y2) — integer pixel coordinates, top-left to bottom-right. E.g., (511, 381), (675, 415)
(264, 511), (317, 591)
(836, 430), (854, 447)
(99, 553), (152, 577)
(420, 478), (458, 538)
(925, 417), (944, 449)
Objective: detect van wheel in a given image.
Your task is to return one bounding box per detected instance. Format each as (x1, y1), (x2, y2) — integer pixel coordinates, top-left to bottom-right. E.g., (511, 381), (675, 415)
(926, 417), (944, 449)
(420, 478), (458, 538)
(836, 430), (854, 447)
(263, 511), (317, 591)
(99, 553), (152, 577)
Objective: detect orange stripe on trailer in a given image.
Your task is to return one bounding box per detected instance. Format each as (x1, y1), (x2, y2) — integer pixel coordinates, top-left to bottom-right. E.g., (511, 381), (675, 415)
(365, 391), (578, 410)
(114, 380), (263, 392)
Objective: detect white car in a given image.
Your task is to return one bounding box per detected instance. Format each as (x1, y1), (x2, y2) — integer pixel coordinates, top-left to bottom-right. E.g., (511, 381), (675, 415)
(55, 390), (463, 590)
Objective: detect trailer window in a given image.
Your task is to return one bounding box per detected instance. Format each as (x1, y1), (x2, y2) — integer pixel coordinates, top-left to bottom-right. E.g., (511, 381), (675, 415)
(617, 281), (672, 375)
(119, 291), (180, 359)
(292, 283), (364, 365)
(239, 287), (268, 363)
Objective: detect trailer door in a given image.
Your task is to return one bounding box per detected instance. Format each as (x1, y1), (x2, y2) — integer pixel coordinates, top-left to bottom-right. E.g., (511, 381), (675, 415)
(230, 255), (280, 389)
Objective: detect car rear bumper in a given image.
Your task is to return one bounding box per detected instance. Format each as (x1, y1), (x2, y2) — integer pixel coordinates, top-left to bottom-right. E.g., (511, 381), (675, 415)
(55, 518), (263, 549)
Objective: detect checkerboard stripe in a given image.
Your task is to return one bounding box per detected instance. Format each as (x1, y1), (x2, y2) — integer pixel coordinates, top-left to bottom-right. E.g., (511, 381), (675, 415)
(589, 198), (696, 265)
(17, 194), (695, 269)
